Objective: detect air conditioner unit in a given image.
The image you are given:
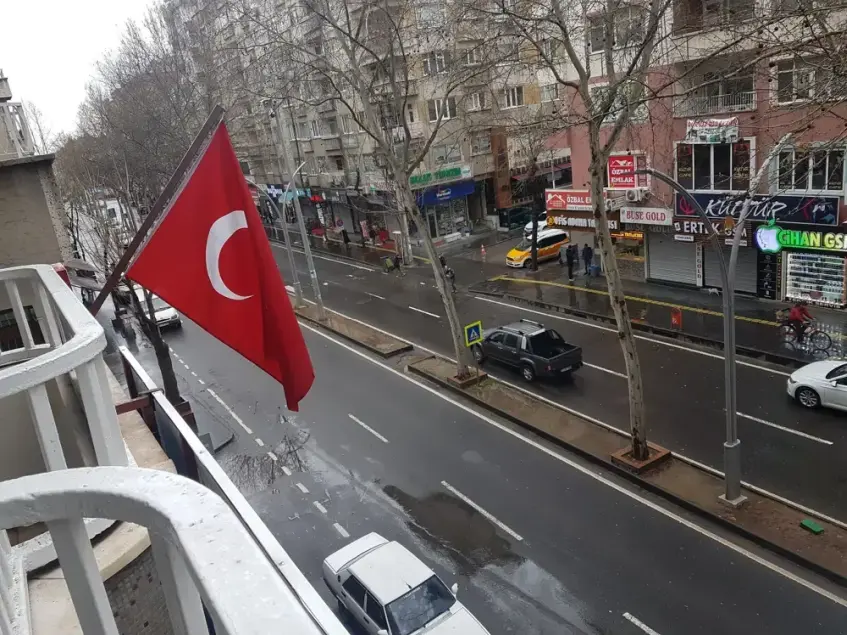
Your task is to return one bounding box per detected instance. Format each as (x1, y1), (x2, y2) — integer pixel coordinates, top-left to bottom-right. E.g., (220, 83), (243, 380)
(625, 188), (645, 203)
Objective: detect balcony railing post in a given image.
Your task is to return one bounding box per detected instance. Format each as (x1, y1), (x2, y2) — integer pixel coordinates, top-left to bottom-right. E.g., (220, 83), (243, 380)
(47, 518), (119, 635)
(34, 282), (63, 348)
(151, 534), (209, 635)
(0, 532), (13, 633)
(26, 383), (68, 471)
(5, 280), (35, 350)
(77, 359), (128, 467)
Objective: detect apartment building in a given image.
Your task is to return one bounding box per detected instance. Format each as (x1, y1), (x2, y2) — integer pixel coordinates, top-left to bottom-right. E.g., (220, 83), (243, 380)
(536, 0), (847, 303)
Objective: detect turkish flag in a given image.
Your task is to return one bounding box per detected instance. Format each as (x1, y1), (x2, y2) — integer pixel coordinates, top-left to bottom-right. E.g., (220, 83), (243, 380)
(126, 124), (314, 410)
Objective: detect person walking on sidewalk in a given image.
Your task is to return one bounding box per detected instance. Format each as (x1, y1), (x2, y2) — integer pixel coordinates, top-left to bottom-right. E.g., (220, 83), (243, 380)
(582, 243), (594, 275)
(341, 228), (351, 253)
(560, 242), (576, 282)
(440, 255), (456, 292)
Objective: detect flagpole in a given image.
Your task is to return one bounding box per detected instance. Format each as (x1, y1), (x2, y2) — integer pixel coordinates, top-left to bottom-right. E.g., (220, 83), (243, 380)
(89, 105), (226, 316)
(270, 105), (326, 321)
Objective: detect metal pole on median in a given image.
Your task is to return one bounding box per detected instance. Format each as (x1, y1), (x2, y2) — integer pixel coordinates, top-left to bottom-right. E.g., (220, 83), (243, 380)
(259, 181), (304, 307)
(270, 105), (326, 321)
(637, 167), (747, 508)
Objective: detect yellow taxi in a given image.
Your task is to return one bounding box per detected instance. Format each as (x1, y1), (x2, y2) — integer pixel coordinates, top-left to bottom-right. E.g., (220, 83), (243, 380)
(506, 228), (569, 268)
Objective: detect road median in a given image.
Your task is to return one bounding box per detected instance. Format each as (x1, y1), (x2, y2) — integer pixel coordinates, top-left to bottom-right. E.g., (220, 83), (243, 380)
(408, 354), (847, 586)
(294, 303), (412, 358)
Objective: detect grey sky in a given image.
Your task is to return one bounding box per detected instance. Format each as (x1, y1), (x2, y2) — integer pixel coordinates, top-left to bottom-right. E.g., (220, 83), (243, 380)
(1, 0), (153, 135)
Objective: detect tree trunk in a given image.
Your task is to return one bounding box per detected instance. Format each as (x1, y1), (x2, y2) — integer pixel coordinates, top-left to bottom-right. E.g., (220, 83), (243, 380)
(589, 154), (649, 460)
(394, 182), (471, 379)
(139, 290), (182, 404)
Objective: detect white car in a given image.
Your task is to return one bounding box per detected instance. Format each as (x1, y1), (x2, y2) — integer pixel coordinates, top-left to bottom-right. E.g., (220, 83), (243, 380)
(134, 288), (182, 329)
(523, 211), (548, 237)
(322, 533), (490, 635)
(787, 360), (847, 410)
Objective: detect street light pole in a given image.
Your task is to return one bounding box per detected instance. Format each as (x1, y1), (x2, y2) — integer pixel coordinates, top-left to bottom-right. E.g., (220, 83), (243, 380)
(637, 167), (747, 507)
(259, 181), (304, 307)
(270, 105), (327, 321)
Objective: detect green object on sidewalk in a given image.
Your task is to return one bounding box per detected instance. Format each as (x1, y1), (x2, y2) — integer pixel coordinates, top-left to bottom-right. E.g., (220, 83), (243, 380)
(800, 518), (824, 535)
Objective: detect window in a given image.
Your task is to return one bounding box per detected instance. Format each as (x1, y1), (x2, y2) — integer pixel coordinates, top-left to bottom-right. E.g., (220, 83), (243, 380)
(540, 39), (558, 60)
(342, 576), (366, 607)
(504, 86), (524, 108)
(433, 143), (461, 163)
(467, 91), (486, 111)
(462, 47), (481, 66)
(296, 121), (310, 139)
(423, 51), (447, 75)
(675, 140), (751, 191)
(406, 103), (416, 123)
(589, 83), (647, 123)
(364, 592), (388, 631)
(340, 114), (358, 134)
(471, 132), (491, 155)
(427, 97), (457, 122)
(324, 117), (339, 136)
(589, 6), (645, 52)
(497, 42), (520, 65)
(417, 4), (445, 26)
(778, 148), (845, 192)
(502, 333), (519, 349)
(309, 120), (320, 137)
(541, 84), (559, 102)
(488, 332), (505, 344)
(775, 58), (845, 104)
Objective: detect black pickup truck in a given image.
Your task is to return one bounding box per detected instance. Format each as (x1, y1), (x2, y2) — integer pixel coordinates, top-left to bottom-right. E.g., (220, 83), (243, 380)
(471, 319), (583, 382)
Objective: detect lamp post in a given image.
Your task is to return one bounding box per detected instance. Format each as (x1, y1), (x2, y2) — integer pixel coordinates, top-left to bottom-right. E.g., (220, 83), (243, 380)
(258, 176), (305, 308)
(270, 104), (326, 321)
(636, 167), (747, 507)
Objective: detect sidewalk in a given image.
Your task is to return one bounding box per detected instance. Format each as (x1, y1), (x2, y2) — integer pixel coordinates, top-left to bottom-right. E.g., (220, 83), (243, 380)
(469, 265), (847, 364)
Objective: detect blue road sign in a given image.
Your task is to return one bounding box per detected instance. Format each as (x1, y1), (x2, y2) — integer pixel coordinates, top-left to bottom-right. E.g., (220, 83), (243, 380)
(464, 321), (483, 347)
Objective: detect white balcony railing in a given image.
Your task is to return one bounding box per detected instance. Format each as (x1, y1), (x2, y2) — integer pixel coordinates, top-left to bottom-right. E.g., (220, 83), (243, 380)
(673, 90), (756, 117)
(0, 102), (35, 161)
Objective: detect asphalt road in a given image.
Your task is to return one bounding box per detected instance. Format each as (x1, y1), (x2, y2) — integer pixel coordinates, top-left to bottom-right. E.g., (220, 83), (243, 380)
(128, 304), (847, 634)
(272, 244), (847, 522)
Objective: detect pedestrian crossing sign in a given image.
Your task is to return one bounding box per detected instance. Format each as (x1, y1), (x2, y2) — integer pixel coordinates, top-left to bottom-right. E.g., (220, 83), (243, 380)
(464, 321), (483, 347)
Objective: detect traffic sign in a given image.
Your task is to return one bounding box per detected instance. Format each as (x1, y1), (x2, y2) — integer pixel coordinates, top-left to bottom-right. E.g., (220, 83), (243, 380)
(464, 320), (483, 347)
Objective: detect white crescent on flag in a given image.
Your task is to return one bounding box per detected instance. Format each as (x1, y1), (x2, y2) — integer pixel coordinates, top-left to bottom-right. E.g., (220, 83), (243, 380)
(205, 210), (253, 301)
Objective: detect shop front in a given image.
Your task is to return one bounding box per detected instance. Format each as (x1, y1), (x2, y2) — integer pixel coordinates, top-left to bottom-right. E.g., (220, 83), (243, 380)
(620, 206), (671, 282)
(755, 223), (847, 307)
(417, 179), (475, 241)
(545, 189), (600, 251)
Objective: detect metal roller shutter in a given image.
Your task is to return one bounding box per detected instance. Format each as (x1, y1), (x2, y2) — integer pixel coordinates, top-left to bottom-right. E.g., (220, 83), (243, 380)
(647, 233), (697, 285)
(704, 244), (757, 294)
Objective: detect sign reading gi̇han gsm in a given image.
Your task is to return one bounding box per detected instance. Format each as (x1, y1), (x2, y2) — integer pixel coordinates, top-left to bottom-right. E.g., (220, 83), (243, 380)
(755, 224), (847, 254)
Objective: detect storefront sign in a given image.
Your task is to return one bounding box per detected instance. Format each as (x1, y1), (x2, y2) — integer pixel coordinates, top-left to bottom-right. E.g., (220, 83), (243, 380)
(756, 250), (781, 300)
(410, 165), (472, 187)
(621, 207), (672, 226)
(674, 234), (694, 242)
(417, 180), (475, 207)
(756, 224), (847, 254)
(548, 213), (619, 230)
(266, 184), (309, 202)
(546, 189), (593, 211)
(675, 193), (840, 226)
(685, 117), (739, 143)
(695, 244), (704, 285)
(672, 219), (749, 241)
(611, 230), (644, 241)
(608, 155), (636, 188)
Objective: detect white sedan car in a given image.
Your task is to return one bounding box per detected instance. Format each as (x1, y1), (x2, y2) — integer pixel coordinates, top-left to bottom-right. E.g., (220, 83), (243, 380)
(322, 533), (490, 635)
(787, 360), (847, 410)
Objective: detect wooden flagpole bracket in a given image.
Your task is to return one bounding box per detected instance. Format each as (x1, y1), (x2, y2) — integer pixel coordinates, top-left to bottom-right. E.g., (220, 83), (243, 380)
(89, 104), (226, 316)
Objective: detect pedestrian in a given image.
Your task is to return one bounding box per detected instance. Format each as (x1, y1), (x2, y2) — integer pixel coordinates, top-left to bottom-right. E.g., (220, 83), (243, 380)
(582, 243), (594, 275)
(563, 242), (576, 282)
(440, 255), (456, 292)
(341, 228), (350, 252)
(369, 225), (377, 246)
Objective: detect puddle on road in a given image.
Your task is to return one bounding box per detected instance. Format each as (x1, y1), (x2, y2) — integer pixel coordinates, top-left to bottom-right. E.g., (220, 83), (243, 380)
(218, 429), (310, 495)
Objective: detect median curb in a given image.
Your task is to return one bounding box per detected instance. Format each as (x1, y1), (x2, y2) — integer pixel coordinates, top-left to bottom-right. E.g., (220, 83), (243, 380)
(470, 286), (808, 369)
(294, 304), (413, 359)
(408, 357), (847, 589)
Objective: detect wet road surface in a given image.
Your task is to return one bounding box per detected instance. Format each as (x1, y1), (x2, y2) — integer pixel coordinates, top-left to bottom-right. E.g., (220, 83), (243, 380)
(126, 305), (847, 634)
(271, 245), (847, 522)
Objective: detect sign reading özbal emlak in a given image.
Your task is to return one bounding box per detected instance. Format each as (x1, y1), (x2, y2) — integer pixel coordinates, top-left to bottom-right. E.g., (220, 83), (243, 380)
(756, 225), (847, 254)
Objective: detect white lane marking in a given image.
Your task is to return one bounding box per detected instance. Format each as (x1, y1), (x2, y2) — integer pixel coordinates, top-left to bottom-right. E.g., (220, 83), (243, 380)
(282, 465), (293, 476)
(313, 501), (328, 514)
(273, 243), (377, 271)
(197, 378), (206, 385)
(366, 292), (386, 300)
(623, 612), (662, 635)
(184, 364), (190, 371)
(348, 413), (389, 443)
(442, 481), (523, 542)
(333, 523), (350, 538)
(190, 371), (198, 377)
(472, 295), (791, 377)
(267, 451), (278, 461)
(296, 482), (309, 494)
(255, 438), (265, 447)
(299, 321), (847, 607)
(585, 362), (627, 379)
(409, 305), (441, 319)
(206, 388), (253, 434)
(737, 412), (833, 445)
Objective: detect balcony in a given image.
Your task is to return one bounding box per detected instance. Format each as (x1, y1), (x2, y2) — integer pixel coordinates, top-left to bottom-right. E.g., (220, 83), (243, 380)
(673, 90), (756, 117)
(1, 102), (35, 161)
(0, 264), (346, 635)
(321, 136), (342, 152)
(391, 122), (424, 142)
(317, 99), (336, 114)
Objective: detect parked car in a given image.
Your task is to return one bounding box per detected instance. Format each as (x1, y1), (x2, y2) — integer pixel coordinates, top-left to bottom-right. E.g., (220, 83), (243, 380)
(472, 319), (583, 382)
(134, 288), (182, 330)
(523, 211), (549, 237)
(505, 228), (569, 268)
(787, 360), (847, 410)
(323, 533), (490, 635)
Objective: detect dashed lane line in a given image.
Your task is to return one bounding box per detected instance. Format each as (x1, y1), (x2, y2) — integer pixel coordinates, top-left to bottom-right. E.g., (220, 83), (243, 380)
(295, 482), (309, 494)
(206, 388), (252, 434)
(348, 414), (389, 443)
(282, 466), (293, 476)
(623, 612), (662, 635)
(366, 292), (386, 300)
(313, 501), (328, 514)
(441, 481), (523, 542)
(737, 412), (833, 445)
(333, 523), (350, 538)
(255, 438), (265, 447)
(408, 305), (440, 319)
(267, 451), (278, 461)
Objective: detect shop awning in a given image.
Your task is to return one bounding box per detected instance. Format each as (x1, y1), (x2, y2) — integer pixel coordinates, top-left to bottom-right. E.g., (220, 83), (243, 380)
(512, 162), (571, 181)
